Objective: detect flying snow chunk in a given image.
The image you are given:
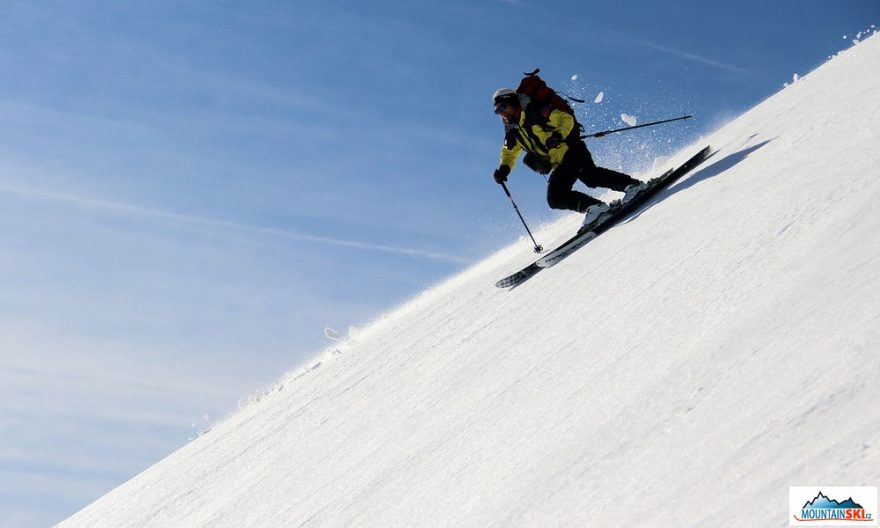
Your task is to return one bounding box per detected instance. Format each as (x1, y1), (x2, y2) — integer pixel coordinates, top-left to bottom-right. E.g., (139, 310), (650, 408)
(793, 73), (800, 83)
(621, 113), (637, 127)
(594, 91), (604, 104)
(571, 74), (578, 81)
(324, 327), (343, 340)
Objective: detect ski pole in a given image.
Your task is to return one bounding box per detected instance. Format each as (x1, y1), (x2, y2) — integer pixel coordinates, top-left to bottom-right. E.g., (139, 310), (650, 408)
(500, 182), (543, 253)
(581, 115), (693, 139)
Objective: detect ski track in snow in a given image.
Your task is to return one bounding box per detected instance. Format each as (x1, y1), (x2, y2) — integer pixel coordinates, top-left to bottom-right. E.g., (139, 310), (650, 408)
(58, 34), (880, 528)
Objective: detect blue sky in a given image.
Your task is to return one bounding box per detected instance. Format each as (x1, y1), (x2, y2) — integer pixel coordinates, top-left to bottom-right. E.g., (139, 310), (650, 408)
(1, 1), (877, 525)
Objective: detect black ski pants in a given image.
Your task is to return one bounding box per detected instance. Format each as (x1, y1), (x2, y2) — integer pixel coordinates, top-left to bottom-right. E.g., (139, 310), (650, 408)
(546, 141), (638, 213)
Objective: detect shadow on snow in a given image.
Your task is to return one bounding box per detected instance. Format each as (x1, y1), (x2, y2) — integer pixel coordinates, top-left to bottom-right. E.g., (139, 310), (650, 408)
(623, 138), (774, 225)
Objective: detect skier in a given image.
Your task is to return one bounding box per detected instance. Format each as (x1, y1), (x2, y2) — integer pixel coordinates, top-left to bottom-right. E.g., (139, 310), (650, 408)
(491, 88), (645, 227)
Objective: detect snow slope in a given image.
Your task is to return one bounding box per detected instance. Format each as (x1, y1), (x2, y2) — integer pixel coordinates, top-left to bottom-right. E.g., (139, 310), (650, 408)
(59, 35), (880, 528)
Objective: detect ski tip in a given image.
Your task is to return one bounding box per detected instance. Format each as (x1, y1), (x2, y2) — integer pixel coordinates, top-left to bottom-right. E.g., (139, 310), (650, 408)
(495, 275), (519, 289)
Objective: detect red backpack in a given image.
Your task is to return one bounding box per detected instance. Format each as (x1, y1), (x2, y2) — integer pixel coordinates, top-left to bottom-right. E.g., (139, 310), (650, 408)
(515, 69), (583, 118)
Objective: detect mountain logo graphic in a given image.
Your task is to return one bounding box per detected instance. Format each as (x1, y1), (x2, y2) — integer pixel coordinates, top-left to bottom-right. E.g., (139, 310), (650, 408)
(803, 492), (864, 511)
(795, 491), (873, 523)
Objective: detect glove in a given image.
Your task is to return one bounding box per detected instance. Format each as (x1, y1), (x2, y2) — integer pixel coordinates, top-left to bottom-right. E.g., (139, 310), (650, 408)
(494, 165), (510, 184)
(545, 133), (563, 149)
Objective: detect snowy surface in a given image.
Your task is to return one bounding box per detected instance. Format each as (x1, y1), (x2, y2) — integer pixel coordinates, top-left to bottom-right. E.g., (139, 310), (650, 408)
(58, 34), (880, 528)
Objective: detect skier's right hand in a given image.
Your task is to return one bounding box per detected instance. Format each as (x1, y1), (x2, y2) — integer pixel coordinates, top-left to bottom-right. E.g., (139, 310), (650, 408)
(494, 165), (510, 184)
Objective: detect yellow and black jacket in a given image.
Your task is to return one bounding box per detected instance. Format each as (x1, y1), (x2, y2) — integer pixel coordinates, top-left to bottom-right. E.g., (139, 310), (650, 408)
(499, 104), (578, 174)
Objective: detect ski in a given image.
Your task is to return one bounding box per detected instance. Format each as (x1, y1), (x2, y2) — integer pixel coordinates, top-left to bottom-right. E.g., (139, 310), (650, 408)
(495, 145), (713, 289)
